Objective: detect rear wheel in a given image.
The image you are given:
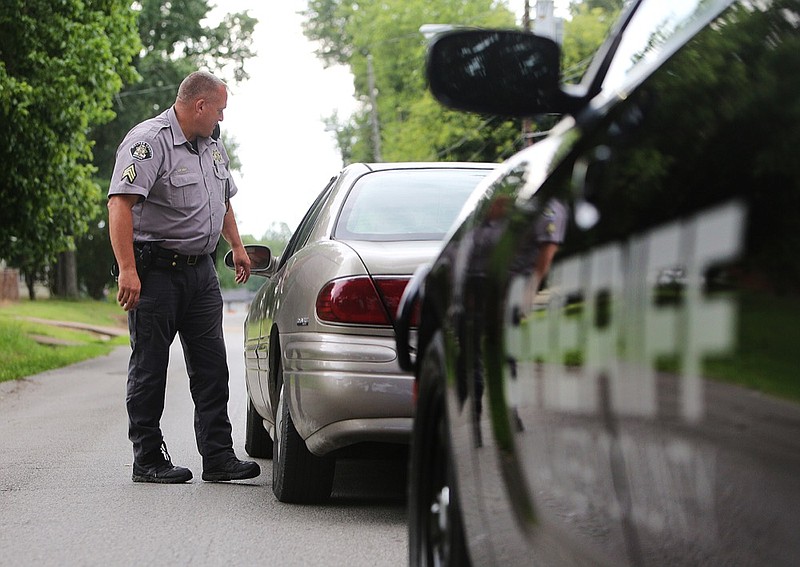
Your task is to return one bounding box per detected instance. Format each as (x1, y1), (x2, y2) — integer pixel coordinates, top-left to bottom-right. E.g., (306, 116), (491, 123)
(272, 357), (335, 503)
(409, 331), (471, 567)
(245, 395), (273, 458)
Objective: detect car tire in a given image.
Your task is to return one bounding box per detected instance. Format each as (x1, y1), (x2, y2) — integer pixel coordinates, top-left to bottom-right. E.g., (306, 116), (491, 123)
(245, 395), (273, 458)
(409, 331), (471, 567)
(272, 366), (335, 503)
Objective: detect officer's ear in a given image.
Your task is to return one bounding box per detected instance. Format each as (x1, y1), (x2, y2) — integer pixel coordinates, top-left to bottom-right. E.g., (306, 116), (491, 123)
(212, 124), (220, 140)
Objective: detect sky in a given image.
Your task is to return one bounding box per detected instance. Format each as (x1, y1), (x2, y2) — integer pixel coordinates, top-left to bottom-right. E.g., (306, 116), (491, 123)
(211, 1), (354, 236)
(214, 1), (556, 236)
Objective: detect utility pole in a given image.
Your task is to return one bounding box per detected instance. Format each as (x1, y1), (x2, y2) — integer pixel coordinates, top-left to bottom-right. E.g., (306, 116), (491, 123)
(366, 53), (383, 162)
(521, 1), (563, 147)
(533, 1), (564, 44)
(522, 0), (534, 147)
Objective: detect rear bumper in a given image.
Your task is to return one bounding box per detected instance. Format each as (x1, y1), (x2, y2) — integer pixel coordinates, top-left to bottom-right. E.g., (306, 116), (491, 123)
(282, 332), (414, 456)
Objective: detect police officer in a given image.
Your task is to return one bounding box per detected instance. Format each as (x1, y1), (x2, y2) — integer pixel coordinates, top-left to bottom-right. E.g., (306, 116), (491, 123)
(107, 71), (260, 484)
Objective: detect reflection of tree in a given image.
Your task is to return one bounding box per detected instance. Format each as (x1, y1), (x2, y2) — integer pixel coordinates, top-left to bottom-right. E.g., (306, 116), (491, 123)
(564, 1), (800, 292)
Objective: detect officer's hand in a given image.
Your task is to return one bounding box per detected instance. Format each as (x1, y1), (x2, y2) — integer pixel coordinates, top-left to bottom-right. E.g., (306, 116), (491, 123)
(117, 268), (141, 311)
(232, 247), (251, 285)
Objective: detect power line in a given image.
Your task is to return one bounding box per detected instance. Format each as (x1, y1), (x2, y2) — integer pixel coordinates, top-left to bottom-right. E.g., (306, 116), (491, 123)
(434, 115), (499, 159)
(116, 83), (181, 98)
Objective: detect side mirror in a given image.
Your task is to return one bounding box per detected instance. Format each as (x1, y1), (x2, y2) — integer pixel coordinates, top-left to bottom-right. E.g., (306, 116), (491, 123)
(224, 244), (273, 275)
(427, 29), (581, 117)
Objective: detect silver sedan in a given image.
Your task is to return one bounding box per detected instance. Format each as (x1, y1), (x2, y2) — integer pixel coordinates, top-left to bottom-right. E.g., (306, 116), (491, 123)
(229, 162), (495, 503)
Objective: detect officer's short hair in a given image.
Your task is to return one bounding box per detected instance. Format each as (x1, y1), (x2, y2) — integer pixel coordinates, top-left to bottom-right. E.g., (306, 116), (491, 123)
(177, 71), (226, 103)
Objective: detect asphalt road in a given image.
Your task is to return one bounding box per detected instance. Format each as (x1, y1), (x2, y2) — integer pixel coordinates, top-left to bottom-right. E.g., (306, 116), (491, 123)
(0, 307), (408, 566)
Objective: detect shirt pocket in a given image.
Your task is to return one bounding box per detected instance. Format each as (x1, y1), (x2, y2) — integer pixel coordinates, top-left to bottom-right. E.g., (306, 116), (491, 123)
(169, 171), (204, 209)
(213, 163), (230, 205)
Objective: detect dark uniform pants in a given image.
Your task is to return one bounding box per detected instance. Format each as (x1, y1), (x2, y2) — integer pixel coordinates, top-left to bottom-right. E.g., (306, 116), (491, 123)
(126, 255), (234, 469)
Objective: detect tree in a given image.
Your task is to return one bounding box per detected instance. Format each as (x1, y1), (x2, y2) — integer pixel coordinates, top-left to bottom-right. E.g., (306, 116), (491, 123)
(303, 0), (622, 165)
(91, 0), (257, 183)
(0, 0), (140, 299)
(561, 1), (622, 84)
(303, 0), (517, 163)
(76, 0), (257, 299)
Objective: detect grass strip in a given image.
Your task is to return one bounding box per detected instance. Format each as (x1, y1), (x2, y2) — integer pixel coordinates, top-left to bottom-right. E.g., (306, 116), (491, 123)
(0, 299), (129, 383)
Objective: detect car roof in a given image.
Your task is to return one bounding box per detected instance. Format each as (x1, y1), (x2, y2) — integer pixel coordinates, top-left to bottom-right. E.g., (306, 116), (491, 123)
(350, 161), (497, 172)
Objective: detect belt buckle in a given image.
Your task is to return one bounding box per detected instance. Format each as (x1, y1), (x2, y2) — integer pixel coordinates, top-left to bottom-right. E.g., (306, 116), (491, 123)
(187, 255), (198, 266)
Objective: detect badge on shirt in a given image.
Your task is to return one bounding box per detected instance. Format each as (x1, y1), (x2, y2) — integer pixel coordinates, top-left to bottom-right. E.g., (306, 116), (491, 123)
(212, 148), (224, 164)
(130, 141), (153, 161)
(122, 164), (137, 183)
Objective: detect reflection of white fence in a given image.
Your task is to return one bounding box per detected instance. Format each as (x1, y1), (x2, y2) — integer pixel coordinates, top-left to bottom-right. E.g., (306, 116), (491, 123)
(507, 200), (745, 423)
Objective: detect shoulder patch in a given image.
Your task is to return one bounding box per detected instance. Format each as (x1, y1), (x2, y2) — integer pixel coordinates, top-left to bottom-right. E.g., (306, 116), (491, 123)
(122, 164), (137, 184)
(130, 141), (153, 161)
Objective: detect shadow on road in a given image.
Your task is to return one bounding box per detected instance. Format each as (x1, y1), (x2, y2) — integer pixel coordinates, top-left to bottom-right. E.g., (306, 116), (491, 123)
(330, 456), (409, 506)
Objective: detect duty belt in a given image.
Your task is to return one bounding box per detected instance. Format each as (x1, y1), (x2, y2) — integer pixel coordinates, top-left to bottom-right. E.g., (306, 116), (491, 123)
(150, 245), (206, 268)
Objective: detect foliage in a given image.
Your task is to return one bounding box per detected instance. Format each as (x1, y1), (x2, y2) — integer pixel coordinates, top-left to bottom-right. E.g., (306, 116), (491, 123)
(303, 0), (517, 163)
(572, 0), (625, 14)
(303, 0), (621, 164)
(215, 222), (292, 290)
(562, 2), (622, 83)
(0, 0), (140, 294)
(90, 0), (257, 182)
(76, 0), (258, 298)
(76, 196), (116, 300)
(386, 94), (521, 162)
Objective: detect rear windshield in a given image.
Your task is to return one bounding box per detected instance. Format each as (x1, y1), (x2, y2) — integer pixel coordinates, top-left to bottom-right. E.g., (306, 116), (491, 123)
(334, 168), (491, 241)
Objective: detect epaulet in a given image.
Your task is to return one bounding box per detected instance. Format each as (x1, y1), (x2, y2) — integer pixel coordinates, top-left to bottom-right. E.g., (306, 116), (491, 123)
(128, 113), (170, 142)
(123, 113), (171, 163)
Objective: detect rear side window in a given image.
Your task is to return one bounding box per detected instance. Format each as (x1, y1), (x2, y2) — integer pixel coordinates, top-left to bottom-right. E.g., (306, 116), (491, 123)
(334, 169), (490, 241)
(277, 176), (337, 269)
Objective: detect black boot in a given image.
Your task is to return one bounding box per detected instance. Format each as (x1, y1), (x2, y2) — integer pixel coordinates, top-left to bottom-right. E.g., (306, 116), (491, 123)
(132, 442), (193, 484)
(202, 458), (260, 482)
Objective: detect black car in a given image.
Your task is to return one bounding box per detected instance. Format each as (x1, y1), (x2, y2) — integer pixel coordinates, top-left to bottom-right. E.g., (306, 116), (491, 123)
(396, 0), (800, 565)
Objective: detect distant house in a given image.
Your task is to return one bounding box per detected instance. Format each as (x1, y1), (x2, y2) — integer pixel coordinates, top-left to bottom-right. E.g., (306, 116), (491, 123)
(0, 264), (19, 301)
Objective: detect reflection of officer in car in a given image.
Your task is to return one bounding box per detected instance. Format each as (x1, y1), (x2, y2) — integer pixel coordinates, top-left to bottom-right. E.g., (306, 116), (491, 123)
(507, 197), (568, 433)
(107, 71), (260, 484)
(527, 198), (567, 302)
(467, 196), (568, 444)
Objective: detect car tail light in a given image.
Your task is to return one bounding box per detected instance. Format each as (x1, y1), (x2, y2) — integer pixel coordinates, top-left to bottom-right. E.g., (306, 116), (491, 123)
(316, 276), (412, 326)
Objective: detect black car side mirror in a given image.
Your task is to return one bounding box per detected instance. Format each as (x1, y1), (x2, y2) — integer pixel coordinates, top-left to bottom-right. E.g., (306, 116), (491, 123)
(427, 29), (582, 117)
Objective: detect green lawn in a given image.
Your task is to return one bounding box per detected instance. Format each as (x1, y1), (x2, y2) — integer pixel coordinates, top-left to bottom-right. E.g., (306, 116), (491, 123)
(0, 299), (129, 383)
(704, 292), (800, 402)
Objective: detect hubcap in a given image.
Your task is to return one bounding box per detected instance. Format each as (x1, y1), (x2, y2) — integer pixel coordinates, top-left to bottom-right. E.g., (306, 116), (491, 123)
(430, 485), (451, 566)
